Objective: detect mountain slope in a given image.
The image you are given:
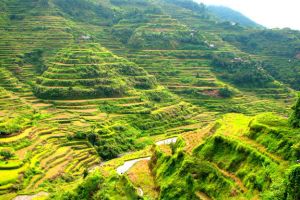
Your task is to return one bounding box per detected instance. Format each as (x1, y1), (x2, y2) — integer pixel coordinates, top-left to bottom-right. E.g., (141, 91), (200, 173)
(207, 5), (263, 28)
(0, 0), (299, 199)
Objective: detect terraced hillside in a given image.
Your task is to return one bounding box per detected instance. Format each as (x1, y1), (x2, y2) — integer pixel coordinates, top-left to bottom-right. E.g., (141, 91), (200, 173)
(149, 113), (300, 199)
(101, 1), (295, 116)
(52, 111), (300, 199)
(0, 0), (299, 199)
(34, 43), (156, 99)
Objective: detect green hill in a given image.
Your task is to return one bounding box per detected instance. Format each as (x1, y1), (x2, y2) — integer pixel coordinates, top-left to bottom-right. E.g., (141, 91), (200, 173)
(0, 0), (299, 199)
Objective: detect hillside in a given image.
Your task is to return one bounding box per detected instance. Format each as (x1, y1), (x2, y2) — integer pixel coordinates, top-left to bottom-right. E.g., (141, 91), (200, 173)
(207, 5), (262, 28)
(0, 0), (299, 200)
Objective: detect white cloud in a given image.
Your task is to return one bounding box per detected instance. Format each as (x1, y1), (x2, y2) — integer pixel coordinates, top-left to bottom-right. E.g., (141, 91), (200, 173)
(196, 0), (300, 30)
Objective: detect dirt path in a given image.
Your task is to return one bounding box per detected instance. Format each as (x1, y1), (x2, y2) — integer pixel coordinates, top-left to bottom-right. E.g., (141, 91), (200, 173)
(13, 192), (49, 200)
(155, 137), (177, 145)
(196, 191), (212, 200)
(211, 162), (247, 193)
(52, 96), (139, 103)
(127, 160), (158, 199)
(183, 124), (214, 154)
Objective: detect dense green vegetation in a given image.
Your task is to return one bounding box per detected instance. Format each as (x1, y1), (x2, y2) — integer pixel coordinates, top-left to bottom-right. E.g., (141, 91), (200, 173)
(222, 29), (300, 90)
(212, 54), (276, 88)
(286, 165), (300, 200)
(289, 94), (300, 128)
(34, 44), (156, 99)
(0, 111), (46, 135)
(146, 113), (300, 199)
(85, 120), (141, 160)
(53, 0), (115, 25)
(52, 171), (140, 200)
(223, 29), (300, 58)
(57, 111), (300, 199)
(0, 0), (299, 199)
(207, 5), (262, 28)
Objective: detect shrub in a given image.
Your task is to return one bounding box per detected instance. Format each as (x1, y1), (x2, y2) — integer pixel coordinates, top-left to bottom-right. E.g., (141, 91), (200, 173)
(87, 133), (97, 146)
(54, 172), (104, 200)
(0, 149), (14, 160)
(286, 165), (300, 200)
(85, 120), (141, 160)
(144, 89), (175, 103)
(219, 87), (234, 98)
(22, 49), (46, 74)
(9, 14), (24, 20)
(0, 112), (44, 135)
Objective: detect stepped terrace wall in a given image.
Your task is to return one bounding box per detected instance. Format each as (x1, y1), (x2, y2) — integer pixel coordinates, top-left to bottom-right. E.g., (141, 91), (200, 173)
(34, 44), (157, 100)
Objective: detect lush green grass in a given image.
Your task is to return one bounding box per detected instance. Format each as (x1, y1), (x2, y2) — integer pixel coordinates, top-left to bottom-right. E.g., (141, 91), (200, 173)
(143, 112), (300, 199)
(0, 112), (48, 136)
(150, 145), (237, 199)
(248, 113), (300, 161)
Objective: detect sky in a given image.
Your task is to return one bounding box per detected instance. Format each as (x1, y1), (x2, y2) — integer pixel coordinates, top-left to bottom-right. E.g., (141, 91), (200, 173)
(196, 0), (300, 30)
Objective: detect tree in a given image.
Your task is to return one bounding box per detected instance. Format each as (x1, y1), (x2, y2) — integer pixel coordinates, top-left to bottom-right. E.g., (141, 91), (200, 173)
(186, 173), (196, 199)
(289, 94), (300, 128)
(219, 87), (234, 98)
(87, 133), (97, 146)
(83, 168), (89, 178)
(39, 0), (49, 7)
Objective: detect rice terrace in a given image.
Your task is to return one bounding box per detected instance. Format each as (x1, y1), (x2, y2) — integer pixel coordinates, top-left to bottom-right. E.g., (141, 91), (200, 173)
(0, 0), (299, 199)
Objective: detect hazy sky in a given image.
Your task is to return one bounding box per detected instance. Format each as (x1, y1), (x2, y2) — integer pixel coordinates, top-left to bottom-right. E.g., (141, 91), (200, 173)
(196, 0), (300, 30)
